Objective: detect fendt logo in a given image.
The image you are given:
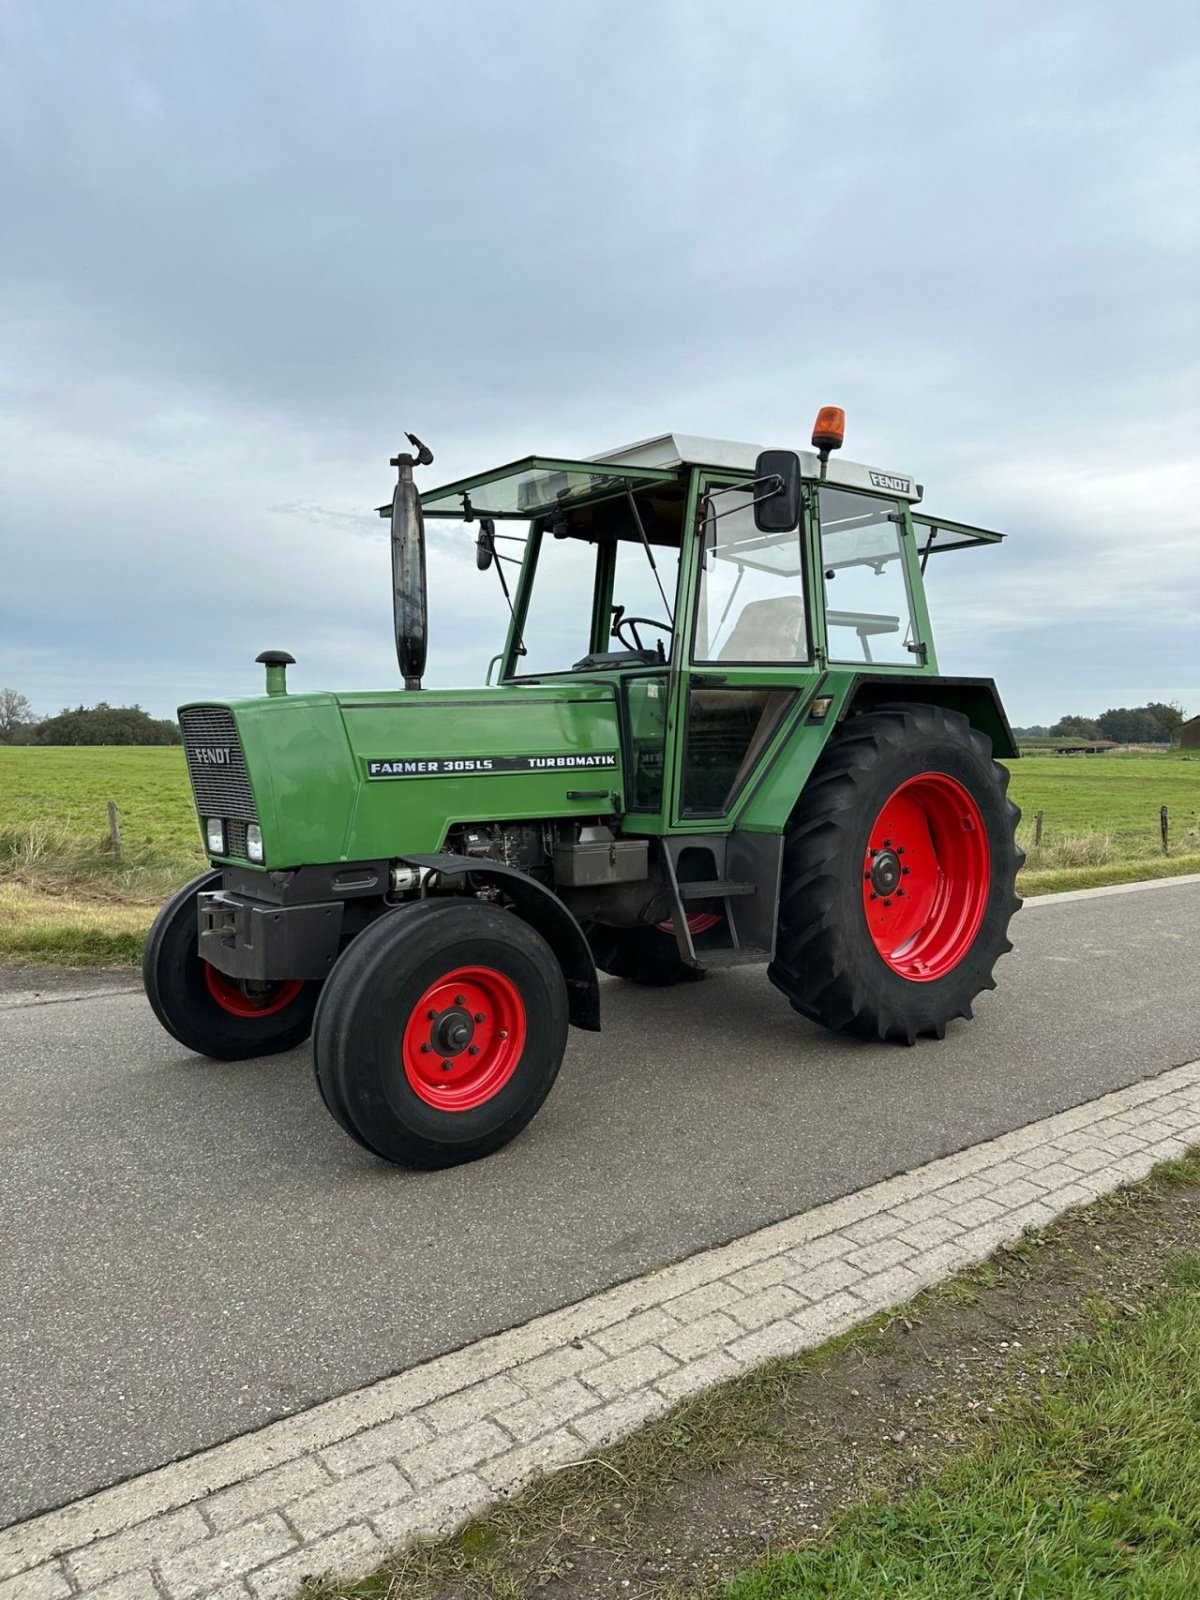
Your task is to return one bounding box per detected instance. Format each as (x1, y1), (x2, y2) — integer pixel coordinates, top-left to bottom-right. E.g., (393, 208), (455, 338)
(193, 746), (232, 766)
(869, 471), (912, 495)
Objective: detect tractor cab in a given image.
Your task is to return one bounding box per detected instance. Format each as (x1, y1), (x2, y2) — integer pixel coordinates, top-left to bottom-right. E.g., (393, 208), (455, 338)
(415, 424), (1006, 826)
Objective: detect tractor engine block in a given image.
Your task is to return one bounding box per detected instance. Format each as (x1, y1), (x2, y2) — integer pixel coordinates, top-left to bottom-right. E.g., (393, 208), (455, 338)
(448, 821), (554, 883)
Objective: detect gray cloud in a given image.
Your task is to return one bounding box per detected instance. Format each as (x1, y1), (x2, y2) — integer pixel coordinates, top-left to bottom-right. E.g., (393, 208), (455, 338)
(1, 0), (1197, 723)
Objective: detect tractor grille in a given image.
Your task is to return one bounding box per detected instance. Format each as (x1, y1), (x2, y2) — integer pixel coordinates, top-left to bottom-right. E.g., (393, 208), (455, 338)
(179, 707), (259, 851)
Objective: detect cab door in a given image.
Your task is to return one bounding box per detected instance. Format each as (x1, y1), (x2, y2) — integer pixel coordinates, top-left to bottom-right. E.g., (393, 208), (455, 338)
(668, 474), (824, 829)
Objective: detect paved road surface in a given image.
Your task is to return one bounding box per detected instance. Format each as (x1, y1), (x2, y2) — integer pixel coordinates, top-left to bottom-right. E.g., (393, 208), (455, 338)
(3, 879), (1198, 1527)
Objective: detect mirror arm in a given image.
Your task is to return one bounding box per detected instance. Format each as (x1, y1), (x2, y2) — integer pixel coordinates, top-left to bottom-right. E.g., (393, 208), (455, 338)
(702, 475), (784, 522)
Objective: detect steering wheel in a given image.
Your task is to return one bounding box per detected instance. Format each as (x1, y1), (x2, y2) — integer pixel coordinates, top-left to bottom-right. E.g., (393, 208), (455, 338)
(612, 610), (674, 652)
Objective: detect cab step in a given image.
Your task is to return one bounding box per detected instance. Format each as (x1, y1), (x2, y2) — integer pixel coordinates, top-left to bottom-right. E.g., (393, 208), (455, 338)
(701, 947), (769, 968)
(678, 879), (756, 900)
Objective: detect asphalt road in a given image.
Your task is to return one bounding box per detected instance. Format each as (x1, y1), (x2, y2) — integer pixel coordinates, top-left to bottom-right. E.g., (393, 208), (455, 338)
(3, 879), (1199, 1528)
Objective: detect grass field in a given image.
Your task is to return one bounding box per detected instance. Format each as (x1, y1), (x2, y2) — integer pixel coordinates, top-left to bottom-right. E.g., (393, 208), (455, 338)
(1, 745), (1198, 965)
(0, 747), (204, 964)
(1010, 749), (1200, 894)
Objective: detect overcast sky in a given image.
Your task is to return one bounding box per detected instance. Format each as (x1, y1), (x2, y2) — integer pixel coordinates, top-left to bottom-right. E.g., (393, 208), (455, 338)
(2, 0), (1197, 726)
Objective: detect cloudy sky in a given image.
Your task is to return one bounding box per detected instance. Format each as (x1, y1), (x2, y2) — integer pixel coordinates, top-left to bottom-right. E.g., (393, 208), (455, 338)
(2, 0), (1197, 726)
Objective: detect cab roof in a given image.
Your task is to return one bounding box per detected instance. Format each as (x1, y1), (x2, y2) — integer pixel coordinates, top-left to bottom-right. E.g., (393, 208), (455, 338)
(589, 433), (923, 503)
(411, 433), (1004, 551)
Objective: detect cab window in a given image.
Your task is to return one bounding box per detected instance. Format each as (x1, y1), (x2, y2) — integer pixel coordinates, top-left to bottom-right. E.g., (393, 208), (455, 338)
(692, 487), (810, 665)
(819, 488), (916, 665)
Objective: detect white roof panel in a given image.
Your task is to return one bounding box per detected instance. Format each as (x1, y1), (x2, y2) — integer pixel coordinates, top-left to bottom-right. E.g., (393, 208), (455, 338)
(589, 432), (922, 503)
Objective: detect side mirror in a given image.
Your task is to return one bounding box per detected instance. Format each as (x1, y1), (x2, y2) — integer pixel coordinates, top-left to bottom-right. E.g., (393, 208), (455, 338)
(476, 518), (496, 571)
(753, 449), (802, 533)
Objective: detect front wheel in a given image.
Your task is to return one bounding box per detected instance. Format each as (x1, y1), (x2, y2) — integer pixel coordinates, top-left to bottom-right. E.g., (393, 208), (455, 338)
(312, 899), (569, 1168)
(142, 872), (321, 1059)
(768, 704), (1022, 1044)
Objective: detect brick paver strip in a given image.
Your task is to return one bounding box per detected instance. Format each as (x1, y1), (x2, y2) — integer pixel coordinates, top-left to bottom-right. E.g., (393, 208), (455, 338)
(5, 1060), (1199, 1599)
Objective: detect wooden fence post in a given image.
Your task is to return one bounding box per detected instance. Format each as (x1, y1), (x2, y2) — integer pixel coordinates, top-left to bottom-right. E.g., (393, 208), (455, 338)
(106, 800), (123, 861)
(1160, 805), (1169, 856)
(1034, 811), (1044, 849)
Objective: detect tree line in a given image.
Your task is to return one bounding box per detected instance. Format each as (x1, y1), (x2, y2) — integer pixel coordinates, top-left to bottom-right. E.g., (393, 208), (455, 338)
(0, 689), (181, 746)
(1012, 701), (1189, 745)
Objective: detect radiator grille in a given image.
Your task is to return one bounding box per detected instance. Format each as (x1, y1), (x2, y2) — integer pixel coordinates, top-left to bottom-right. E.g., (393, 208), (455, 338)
(179, 708), (259, 839)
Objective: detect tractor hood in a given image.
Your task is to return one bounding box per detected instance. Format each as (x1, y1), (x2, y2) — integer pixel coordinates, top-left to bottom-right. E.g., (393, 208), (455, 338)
(179, 684), (624, 870)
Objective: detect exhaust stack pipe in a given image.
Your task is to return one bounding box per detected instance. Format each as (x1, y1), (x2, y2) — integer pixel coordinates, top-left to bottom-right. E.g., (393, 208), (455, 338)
(389, 433), (434, 690)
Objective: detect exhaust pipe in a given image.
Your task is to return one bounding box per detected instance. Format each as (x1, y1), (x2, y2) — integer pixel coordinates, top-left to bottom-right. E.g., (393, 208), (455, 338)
(389, 433), (434, 690)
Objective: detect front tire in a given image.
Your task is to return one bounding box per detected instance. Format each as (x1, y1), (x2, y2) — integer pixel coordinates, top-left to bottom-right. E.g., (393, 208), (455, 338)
(768, 705), (1022, 1044)
(142, 871), (321, 1060)
(313, 899), (568, 1168)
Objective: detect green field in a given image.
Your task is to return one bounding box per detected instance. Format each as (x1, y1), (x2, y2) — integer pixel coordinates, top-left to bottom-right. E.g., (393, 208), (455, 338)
(0, 747), (204, 964)
(0, 745), (203, 862)
(1009, 750), (1200, 855)
(1, 744), (1198, 964)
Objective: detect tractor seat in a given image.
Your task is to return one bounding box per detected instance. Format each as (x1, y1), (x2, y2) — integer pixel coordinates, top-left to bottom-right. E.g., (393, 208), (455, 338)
(718, 596), (808, 663)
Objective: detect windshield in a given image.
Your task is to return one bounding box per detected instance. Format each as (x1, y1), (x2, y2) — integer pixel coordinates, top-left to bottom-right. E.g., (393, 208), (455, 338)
(507, 485), (686, 676)
(517, 534), (600, 675)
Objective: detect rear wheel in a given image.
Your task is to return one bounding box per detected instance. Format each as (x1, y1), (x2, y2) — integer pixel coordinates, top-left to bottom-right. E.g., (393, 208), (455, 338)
(313, 899), (568, 1167)
(587, 919), (706, 986)
(768, 704), (1022, 1043)
(142, 871), (321, 1060)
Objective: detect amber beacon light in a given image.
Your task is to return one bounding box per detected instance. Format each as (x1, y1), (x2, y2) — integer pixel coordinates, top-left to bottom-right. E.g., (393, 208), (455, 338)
(811, 406), (846, 473)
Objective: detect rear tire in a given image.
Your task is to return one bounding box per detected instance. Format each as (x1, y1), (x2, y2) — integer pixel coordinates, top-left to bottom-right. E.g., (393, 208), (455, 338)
(313, 899), (568, 1168)
(768, 704), (1022, 1044)
(587, 922), (705, 987)
(142, 871), (321, 1060)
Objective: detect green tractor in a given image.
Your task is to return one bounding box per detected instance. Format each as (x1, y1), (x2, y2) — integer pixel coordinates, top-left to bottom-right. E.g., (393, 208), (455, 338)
(144, 410), (1022, 1168)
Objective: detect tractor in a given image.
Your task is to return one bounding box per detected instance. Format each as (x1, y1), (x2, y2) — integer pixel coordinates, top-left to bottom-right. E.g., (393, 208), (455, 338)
(144, 410), (1022, 1167)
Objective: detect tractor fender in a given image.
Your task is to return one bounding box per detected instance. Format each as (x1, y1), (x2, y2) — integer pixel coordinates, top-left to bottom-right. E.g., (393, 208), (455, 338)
(398, 853), (601, 1032)
(837, 675), (1018, 760)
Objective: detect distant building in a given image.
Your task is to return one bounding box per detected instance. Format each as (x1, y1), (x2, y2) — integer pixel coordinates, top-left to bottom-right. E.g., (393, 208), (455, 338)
(1182, 716), (1200, 750)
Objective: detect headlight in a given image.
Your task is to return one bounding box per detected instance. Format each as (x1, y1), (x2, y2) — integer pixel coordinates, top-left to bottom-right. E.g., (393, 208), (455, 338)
(245, 824), (264, 864)
(205, 817), (226, 855)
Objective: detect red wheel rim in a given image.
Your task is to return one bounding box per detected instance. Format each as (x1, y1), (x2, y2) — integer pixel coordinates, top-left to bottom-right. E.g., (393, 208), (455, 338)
(202, 963), (305, 1018)
(863, 773), (990, 982)
(402, 965), (527, 1112)
(656, 912), (722, 936)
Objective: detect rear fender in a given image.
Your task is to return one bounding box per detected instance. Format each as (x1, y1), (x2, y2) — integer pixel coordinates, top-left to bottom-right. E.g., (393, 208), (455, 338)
(399, 853), (601, 1031)
(839, 675), (1018, 759)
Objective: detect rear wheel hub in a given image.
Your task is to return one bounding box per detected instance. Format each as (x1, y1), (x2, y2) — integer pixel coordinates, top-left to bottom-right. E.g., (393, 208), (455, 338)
(867, 848), (902, 897)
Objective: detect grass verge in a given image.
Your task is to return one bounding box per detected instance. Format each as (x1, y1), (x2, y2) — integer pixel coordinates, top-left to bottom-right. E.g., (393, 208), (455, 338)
(0, 883), (154, 966)
(0, 818), (201, 966)
(1018, 850), (1200, 898)
(726, 1264), (1200, 1597)
(298, 1150), (1200, 1600)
